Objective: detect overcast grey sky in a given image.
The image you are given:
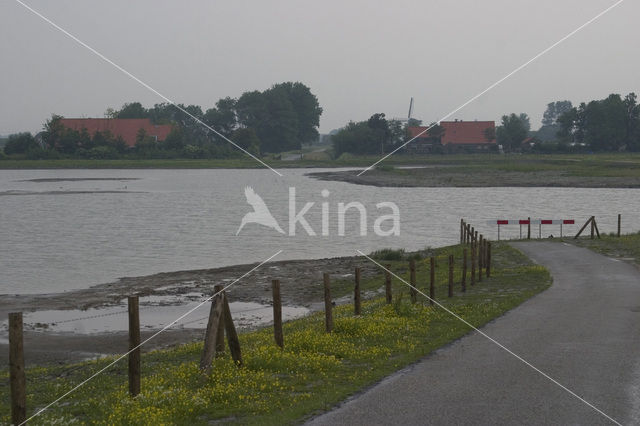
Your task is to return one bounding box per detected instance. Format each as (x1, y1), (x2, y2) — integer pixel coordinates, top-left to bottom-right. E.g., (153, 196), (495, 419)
(0, 0), (638, 135)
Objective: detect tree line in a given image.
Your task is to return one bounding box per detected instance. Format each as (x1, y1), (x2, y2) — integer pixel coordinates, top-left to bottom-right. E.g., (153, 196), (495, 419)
(331, 114), (421, 157)
(0, 82), (322, 160)
(499, 94), (640, 153)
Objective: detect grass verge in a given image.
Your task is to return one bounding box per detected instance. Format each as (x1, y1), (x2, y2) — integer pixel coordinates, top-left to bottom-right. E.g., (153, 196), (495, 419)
(0, 243), (551, 425)
(571, 232), (640, 264)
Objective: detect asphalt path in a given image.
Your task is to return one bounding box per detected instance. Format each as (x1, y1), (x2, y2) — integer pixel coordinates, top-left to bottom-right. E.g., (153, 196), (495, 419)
(307, 242), (640, 425)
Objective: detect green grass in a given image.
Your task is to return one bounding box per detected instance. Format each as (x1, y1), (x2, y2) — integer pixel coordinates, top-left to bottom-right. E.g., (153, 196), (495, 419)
(2, 153), (640, 174)
(571, 232), (640, 264)
(0, 244), (551, 425)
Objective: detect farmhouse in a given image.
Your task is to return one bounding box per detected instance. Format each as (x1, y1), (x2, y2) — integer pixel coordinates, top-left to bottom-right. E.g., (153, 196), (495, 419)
(406, 120), (496, 153)
(58, 118), (172, 147)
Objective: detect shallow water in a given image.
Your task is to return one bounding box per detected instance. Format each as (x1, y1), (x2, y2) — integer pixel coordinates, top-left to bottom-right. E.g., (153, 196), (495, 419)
(1, 168), (638, 294)
(0, 297), (309, 335)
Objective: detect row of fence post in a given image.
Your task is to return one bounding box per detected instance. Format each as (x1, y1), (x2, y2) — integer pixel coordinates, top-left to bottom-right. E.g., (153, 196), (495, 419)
(8, 242), (494, 421)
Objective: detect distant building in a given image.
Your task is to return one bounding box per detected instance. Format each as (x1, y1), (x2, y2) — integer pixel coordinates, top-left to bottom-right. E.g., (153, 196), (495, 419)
(407, 120), (496, 153)
(58, 118), (172, 147)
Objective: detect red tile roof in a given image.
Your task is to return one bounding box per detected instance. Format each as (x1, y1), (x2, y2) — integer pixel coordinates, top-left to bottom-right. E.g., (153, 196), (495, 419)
(408, 121), (495, 145)
(59, 118), (173, 147)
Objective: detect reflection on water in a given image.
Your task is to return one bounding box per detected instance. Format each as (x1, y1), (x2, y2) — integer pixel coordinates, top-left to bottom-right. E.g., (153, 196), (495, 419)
(1, 168), (638, 294)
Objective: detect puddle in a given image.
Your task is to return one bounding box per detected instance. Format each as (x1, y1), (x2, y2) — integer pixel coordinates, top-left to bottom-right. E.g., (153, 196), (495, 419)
(0, 299), (309, 336)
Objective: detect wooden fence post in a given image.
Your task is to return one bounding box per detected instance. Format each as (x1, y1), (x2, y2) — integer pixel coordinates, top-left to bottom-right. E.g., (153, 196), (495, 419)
(128, 296), (141, 397)
(466, 224), (471, 244)
(527, 217), (531, 240)
(574, 216), (594, 239)
(448, 255), (454, 298)
(478, 237), (484, 283)
(272, 279), (284, 348)
(462, 248), (467, 292)
(215, 287), (226, 358)
(385, 265), (392, 304)
(323, 273), (333, 332)
(222, 293), (243, 366)
(590, 216), (595, 239)
(354, 267), (362, 315)
(471, 243), (476, 287)
(460, 219), (464, 244)
(200, 288), (225, 373)
(429, 257), (435, 305)
(486, 242), (492, 278)
(471, 227), (475, 243)
(618, 214), (621, 237)
(9, 313), (26, 425)
(409, 259), (417, 303)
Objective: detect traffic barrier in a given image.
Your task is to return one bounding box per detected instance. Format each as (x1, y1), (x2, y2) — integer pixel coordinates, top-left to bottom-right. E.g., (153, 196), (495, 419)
(487, 219), (575, 239)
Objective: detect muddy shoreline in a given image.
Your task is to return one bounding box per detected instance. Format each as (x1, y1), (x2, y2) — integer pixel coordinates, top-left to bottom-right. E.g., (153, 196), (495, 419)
(307, 169), (640, 188)
(0, 256), (379, 365)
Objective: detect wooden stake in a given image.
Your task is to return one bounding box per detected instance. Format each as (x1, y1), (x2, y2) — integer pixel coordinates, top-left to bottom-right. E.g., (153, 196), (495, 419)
(574, 216), (593, 239)
(618, 214), (621, 237)
(478, 237), (484, 283)
(222, 294), (243, 366)
(593, 217), (601, 239)
(409, 259), (417, 303)
(323, 273), (333, 333)
(272, 279), (284, 348)
(128, 296), (141, 397)
(471, 243), (476, 287)
(385, 265), (392, 304)
(486, 242), (492, 278)
(448, 255), (454, 298)
(200, 289), (225, 373)
(460, 219), (464, 244)
(354, 267), (362, 315)
(429, 257), (435, 305)
(462, 248), (467, 292)
(527, 217), (531, 240)
(590, 216), (595, 239)
(215, 300), (225, 357)
(9, 313), (26, 425)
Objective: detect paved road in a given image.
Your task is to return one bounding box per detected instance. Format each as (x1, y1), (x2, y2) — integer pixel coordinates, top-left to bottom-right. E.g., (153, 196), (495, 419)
(308, 242), (640, 425)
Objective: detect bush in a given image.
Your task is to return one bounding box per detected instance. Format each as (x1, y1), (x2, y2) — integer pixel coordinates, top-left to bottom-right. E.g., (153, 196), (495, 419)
(370, 248), (405, 261)
(25, 148), (61, 160)
(3, 132), (38, 155)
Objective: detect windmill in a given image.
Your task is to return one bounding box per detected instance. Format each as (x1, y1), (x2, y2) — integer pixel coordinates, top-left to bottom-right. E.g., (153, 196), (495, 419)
(393, 97), (415, 124)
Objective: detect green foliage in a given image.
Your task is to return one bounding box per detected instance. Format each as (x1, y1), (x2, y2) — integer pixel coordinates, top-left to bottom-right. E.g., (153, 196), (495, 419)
(3, 132), (38, 155)
(557, 92), (640, 152)
(542, 100), (573, 126)
(115, 102), (148, 119)
(231, 127), (261, 155)
(370, 248), (405, 261)
(0, 244), (550, 425)
(331, 113), (396, 157)
(496, 113), (530, 152)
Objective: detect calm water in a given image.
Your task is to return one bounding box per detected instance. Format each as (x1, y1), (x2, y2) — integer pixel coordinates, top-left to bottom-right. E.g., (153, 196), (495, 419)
(1, 168), (638, 294)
